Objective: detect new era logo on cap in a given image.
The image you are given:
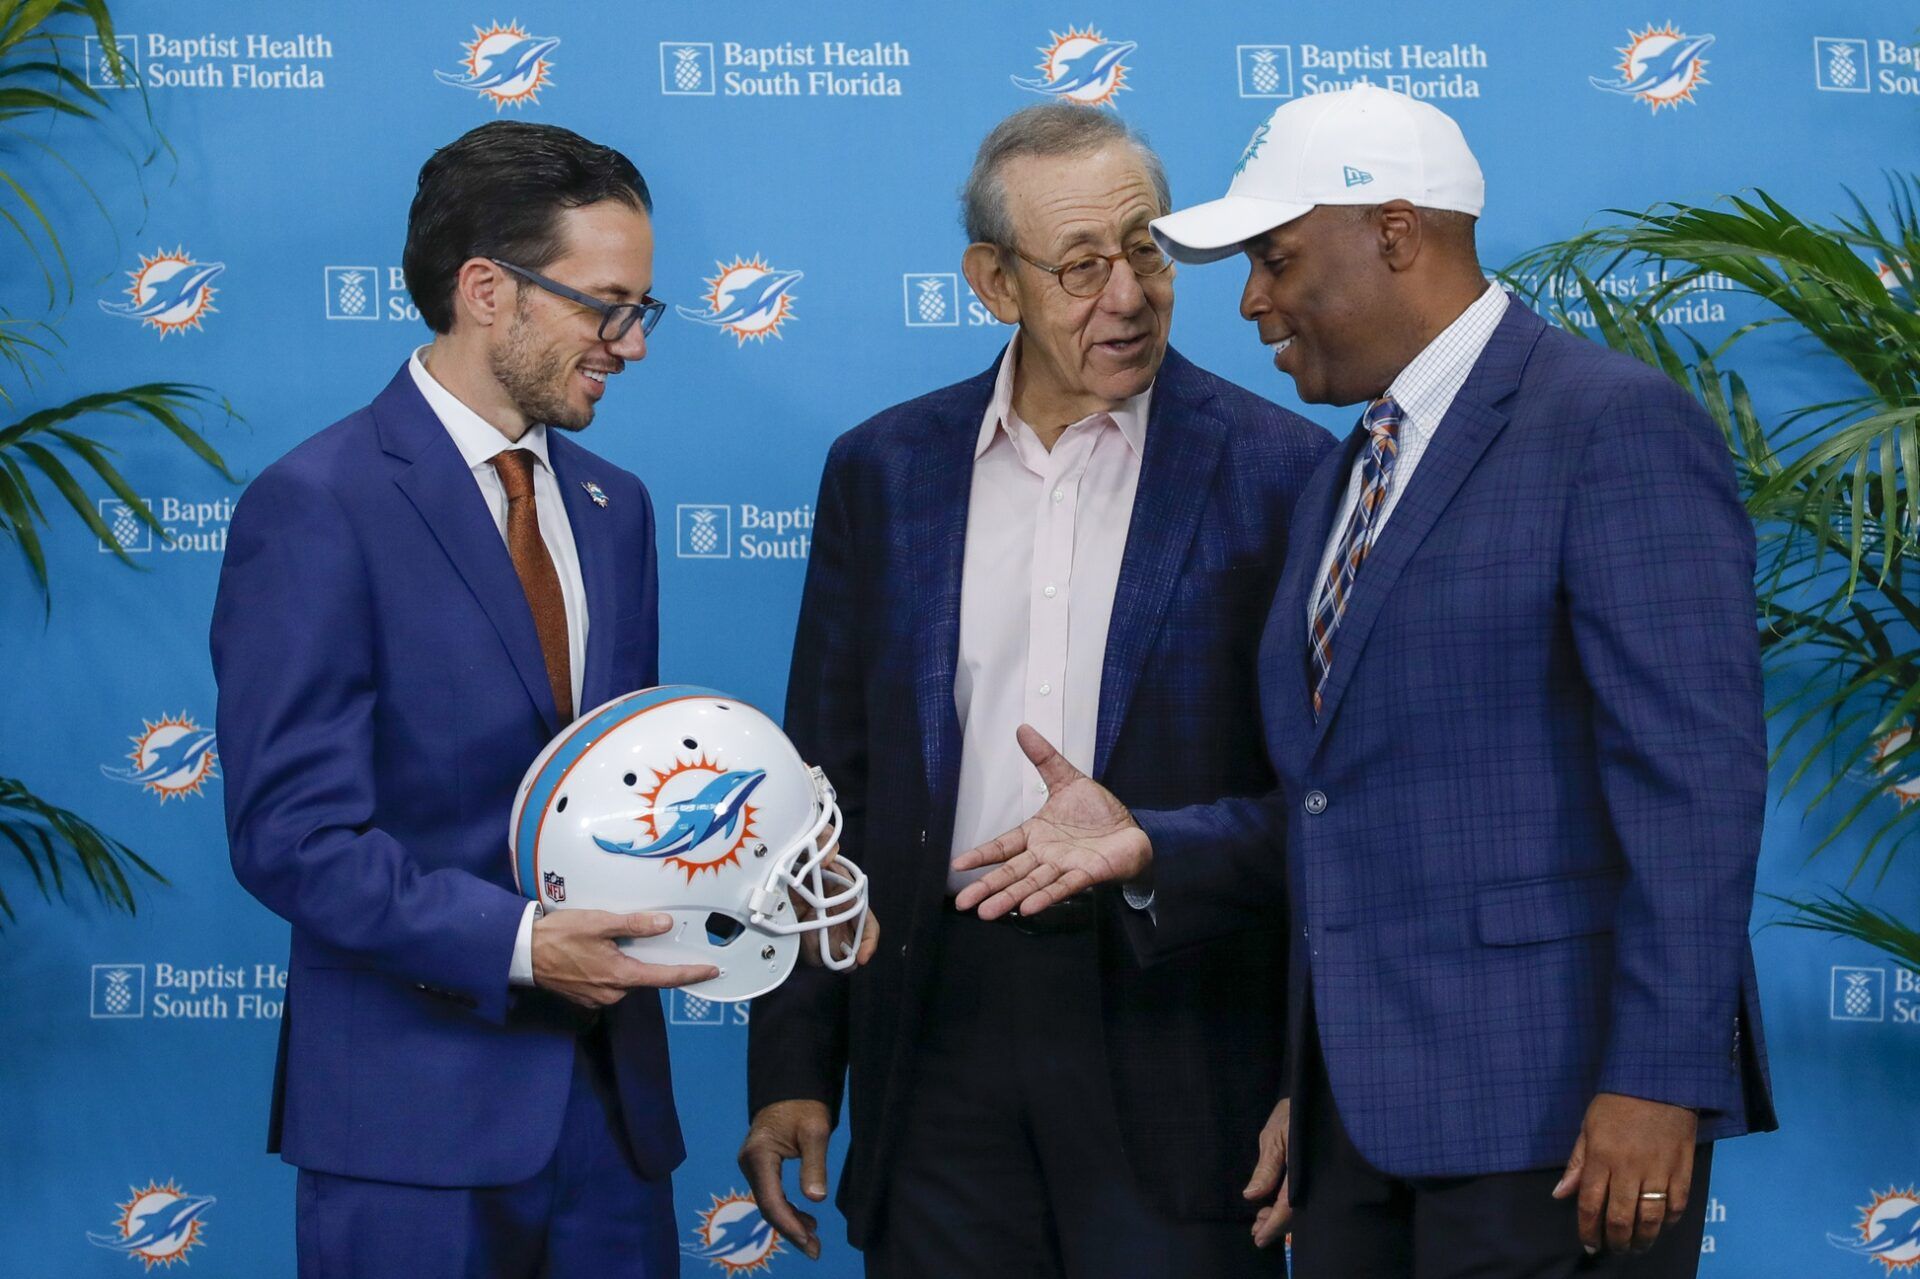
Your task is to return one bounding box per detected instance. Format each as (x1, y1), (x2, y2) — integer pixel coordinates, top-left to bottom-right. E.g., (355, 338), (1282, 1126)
(1343, 165), (1374, 187)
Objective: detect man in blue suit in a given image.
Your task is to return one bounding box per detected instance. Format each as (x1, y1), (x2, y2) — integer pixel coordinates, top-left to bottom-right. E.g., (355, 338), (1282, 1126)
(955, 86), (1775, 1277)
(213, 121), (717, 1277)
(738, 104), (1331, 1277)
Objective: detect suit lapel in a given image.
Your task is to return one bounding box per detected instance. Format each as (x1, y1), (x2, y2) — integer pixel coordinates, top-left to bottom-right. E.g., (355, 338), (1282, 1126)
(1093, 349), (1226, 778)
(378, 367), (562, 736)
(909, 362), (998, 806)
(548, 436), (619, 712)
(1307, 302), (1546, 749)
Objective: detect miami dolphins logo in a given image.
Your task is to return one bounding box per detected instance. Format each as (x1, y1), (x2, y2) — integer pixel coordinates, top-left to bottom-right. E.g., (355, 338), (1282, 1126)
(101, 713), (218, 802)
(1013, 26), (1136, 107)
(594, 756), (763, 881)
(1830, 1187), (1920, 1273)
(87, 1179), (215, 1270)
(683, 1190), (782, 1274)
(1234, 119), (1271, 177)
(1590, 25), (1713, 112)
(99, 248), (223, 338)
(677, 256), (803, 345)
(436, 21), (559, 110)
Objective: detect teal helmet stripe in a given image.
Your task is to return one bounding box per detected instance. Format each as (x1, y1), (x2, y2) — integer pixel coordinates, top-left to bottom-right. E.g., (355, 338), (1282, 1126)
(514, 685), (733, 899)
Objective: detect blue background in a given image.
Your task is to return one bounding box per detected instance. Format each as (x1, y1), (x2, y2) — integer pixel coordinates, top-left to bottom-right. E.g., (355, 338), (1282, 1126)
(2, 1), (1917, 1274)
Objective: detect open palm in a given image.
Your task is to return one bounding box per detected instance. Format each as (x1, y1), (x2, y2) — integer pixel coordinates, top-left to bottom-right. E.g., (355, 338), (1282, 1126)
(951, 725), (1151, 919)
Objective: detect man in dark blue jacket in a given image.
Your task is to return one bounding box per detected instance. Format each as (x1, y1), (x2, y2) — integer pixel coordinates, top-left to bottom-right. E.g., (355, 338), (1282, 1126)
(740, 103), (1331, 1278)
(955, 85), (1774, 1279)
(214, 121), (716, 1277)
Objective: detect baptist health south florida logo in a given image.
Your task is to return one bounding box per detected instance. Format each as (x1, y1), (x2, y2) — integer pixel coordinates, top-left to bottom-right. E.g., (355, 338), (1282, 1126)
(102, 713), (218, 802)
(677, 502), (812, 560)
(660, 39), (909, 97)
(1591, 25), (1713, 112)
(670, 988), (750, 1026)
(678, 257), (802, 344)
(85, 31), (331, 90)
(98, 495), (232, 555)
(1831, 1188), (1920, 1273)
(902, 273), (1004, 329)
(88, 1180), (216, 1270)
(437, 21), (559, 109)
(99, 248), (223, 337)
(1014, 26), (1135, 107)
(684, 1190), (782, 1274)
(1814, 37), (1920, 96)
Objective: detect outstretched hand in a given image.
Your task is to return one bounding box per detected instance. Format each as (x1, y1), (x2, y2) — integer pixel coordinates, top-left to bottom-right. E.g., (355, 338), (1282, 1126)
(950, 725), (1151, 919)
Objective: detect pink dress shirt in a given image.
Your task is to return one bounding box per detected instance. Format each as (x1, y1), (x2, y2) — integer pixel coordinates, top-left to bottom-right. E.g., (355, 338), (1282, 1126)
(947, 336), (1152, 891)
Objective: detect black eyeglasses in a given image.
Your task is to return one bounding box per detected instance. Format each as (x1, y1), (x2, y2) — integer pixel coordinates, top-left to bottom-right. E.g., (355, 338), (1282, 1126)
(1007, 241), (1173, 298)
(490, 259), (666, 340)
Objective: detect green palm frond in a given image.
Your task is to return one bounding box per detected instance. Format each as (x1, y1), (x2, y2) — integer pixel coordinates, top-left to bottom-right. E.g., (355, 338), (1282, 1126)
(1768, 891), (1920, 974)
(1505, 177), (1920, 885)
(0, 773), (165, 924)
(0, 382), (237, 608)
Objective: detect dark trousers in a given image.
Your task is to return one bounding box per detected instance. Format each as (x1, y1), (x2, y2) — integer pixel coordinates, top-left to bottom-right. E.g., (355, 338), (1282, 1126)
(866, 909), (1283, 1279)
(296, 1029), (677, 1279)
(1290, 1020), (1713, 1279)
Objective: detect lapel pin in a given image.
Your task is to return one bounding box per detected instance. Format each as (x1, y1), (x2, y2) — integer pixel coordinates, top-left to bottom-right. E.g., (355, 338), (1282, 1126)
(581, 480), (609, 508)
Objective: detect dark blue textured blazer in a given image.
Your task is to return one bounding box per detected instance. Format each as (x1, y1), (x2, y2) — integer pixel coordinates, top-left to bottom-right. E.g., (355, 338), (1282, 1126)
(1136, 303), (1777, 1184)
(747, 345), (1333, 1242)
(212, 365), (682, 1187)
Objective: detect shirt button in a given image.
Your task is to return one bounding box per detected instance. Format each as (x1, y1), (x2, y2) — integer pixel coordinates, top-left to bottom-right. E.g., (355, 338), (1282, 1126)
(1051, 488), (1064, 503)
(1043, 585), (1057, 599)
(1035, 780), (1048, 794)
(1304, 790), (1328, 815)
(1038, 682), (1052, 696)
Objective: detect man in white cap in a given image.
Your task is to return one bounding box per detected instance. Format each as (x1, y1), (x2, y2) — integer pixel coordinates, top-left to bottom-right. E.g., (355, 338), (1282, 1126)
(951, 84), (1776, 1277)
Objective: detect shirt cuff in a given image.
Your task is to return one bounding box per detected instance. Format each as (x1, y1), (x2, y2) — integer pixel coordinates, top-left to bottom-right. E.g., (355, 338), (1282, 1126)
(1121, 881), (1156, 921)
(508, 900), (539, 987)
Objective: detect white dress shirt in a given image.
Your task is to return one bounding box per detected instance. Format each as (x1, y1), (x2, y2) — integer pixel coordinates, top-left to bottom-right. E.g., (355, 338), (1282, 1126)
(947, 335), (1151, 892)
(408, 348), (589, 986)
(1307, 283), (1509, 622)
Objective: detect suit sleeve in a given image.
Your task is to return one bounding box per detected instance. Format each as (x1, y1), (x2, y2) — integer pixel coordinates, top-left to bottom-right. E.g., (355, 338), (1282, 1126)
(1564, 377), (1766, 1114)
(212, 465), (526, 1023)
(748, 446), (862, 1121)
(1124, 792), (1290, 961)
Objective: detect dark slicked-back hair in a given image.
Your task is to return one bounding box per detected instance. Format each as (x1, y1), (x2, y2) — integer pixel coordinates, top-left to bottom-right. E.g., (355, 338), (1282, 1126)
(404, 120), (652, 334)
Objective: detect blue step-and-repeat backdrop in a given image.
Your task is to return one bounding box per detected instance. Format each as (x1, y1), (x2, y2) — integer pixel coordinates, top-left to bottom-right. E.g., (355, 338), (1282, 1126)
(3, 1), (1918, 1274)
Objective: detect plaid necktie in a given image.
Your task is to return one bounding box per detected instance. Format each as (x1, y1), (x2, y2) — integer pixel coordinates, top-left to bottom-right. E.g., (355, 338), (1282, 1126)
(1309, 397), (1403, 718)
(490, 448), (574, 723)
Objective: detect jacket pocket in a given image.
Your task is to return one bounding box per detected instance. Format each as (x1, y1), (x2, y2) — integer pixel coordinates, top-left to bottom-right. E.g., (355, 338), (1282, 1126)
(1475, 868), (1622, 946)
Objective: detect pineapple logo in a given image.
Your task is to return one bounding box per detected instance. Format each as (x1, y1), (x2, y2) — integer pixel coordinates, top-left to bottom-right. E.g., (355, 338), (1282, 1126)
(1589, 25), (1714, 113)
(1814, 38), (1871, 94)
(100, 713), (219, 802)
(682, 1190), (782, 1273)
(1831, 966), (1887, 1022)
(659, 42), (716, 96)
(91, 963), (147, 1019)
(1236, 45), (1294, 98)
(86, 1180), (216, 1270)
(98, 248), (224, 338)
(902, 273), (960, 328)
(325, 265), (381, 321)
(435, 21), (559, 110)
(1829, 1188), (1920, 1272)
(677, 504), (733, 558)
(1012, 26), (1136, 107)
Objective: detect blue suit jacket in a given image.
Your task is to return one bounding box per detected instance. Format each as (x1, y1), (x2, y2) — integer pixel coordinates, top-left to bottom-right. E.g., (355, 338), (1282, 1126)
(211, 365), (682, 1187)
(747, 346), (1333, 1241)
(1138, 303), (1777, 1182)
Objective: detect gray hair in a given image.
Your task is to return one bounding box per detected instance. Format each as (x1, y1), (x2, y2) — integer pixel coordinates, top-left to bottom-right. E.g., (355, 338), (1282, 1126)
(961, 103), (1171, 246)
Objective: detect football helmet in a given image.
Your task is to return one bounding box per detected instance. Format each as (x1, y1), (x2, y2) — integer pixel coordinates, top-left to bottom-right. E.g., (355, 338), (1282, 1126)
(510, 685), (868, 1002)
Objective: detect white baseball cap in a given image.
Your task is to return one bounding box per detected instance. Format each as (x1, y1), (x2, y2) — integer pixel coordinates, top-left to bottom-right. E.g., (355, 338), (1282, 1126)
(1151, 84), (1485, 264)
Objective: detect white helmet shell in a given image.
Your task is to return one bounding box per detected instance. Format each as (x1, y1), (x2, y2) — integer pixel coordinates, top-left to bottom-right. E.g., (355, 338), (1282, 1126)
(510, 686), (868, 1002)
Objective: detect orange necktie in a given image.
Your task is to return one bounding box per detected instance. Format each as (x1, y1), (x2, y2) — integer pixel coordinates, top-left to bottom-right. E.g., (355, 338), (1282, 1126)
(490, 448), (573, 723)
